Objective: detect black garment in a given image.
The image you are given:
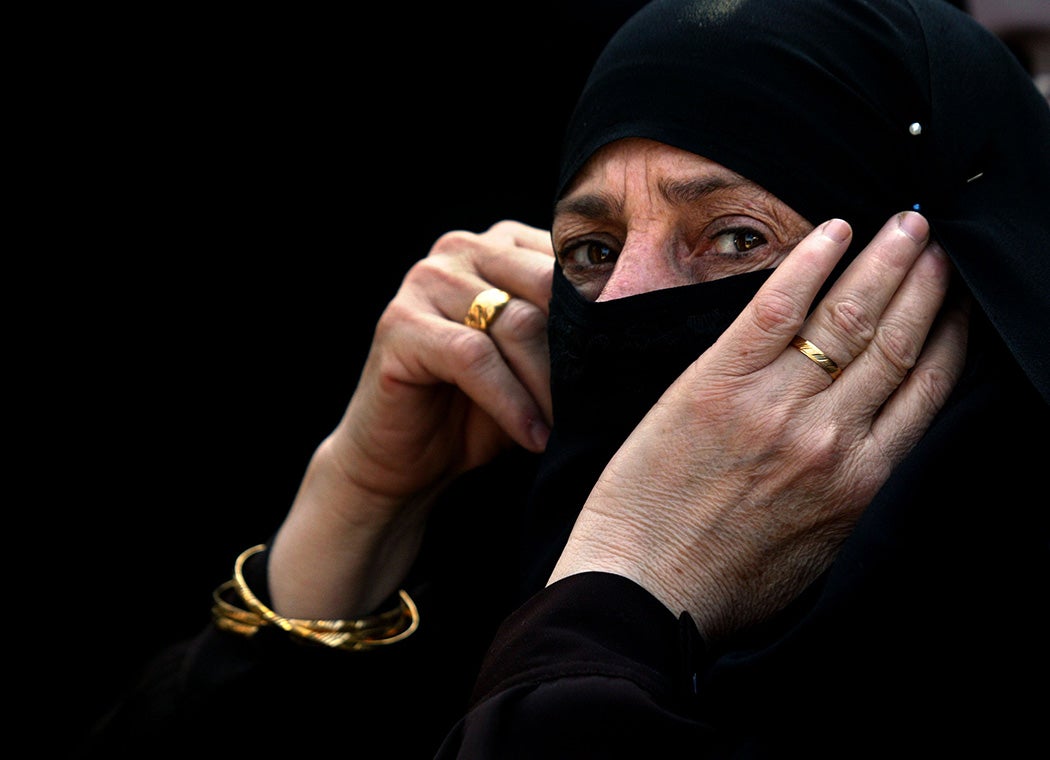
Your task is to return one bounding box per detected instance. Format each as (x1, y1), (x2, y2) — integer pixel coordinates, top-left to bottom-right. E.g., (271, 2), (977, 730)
(81, 1), (1049, 758)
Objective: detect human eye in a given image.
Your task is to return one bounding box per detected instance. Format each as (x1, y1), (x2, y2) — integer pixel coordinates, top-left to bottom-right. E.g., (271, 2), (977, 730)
(556, 237), (621, 272)
(554, 234), (621, 300)
(693, 216), (790, 280)
(709, 226), (769, 257)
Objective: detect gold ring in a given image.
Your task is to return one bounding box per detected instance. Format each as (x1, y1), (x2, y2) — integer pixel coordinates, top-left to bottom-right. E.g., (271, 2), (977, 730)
(464, 288), (511, 332)
(790, 335), (842, 380)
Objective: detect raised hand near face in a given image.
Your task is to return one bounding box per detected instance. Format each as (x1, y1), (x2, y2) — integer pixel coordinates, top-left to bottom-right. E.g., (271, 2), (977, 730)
(270, 221), (555, 619)
(550, 212), (967, 640)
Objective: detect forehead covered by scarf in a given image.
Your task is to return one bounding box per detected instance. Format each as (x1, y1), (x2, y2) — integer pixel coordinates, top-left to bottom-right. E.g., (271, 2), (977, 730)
(555, 0), (1050, 401)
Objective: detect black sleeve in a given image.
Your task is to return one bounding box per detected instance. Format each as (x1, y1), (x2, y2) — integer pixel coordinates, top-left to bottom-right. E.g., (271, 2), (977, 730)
(434, 572), (726, 759)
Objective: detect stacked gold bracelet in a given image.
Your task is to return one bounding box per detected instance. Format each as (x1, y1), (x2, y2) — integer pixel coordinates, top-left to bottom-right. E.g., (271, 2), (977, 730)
(211, 544), (419, 651)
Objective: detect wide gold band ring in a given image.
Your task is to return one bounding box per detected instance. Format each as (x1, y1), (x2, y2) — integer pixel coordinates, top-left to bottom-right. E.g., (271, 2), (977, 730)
(464, 288), (511, 332)
(790, 335), (842, 381)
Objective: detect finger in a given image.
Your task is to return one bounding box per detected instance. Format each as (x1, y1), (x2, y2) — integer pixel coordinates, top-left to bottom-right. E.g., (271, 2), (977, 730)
(487, 219), (555, 256)
(469, 233), (554, 317)
(447, 276), (552, 423)
(790, 211), (931, 384)
(486, 298), (553, 425)
(868, 287), (970, 464)
(386, 307), (551, 453)
(453, 289), (553, 427)
(713, 217), (854, 377)
(453, 220), (555, 314)
(400, 235), (554, 427)
(832, 242), (953, 421)
(423, 231), (555, 319)
(433, 226), (554, 422)
(442, 315), (552, 452)
(397, 278), (551, 424)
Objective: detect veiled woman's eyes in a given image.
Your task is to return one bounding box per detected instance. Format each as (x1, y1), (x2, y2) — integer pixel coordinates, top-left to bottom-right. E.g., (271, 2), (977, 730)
(712, 228), (768, 255)
(557, 227), (769, 272)
(558, 239), (618, 269)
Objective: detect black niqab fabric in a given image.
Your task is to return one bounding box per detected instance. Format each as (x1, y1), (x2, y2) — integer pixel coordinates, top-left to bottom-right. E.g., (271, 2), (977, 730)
(518, 0), (1049, 747)
(520, 267), (773, 593)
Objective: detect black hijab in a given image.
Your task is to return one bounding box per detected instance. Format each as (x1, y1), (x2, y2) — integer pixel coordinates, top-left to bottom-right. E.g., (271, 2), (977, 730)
(519, 0), (1048, 745)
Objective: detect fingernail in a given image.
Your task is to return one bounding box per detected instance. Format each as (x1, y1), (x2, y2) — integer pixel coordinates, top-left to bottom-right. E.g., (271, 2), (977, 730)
(821, 218), (851, 243)
(897, 210), (929, 242)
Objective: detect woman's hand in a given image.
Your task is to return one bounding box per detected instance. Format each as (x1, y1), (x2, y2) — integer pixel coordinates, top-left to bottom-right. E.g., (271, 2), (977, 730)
(270, 220), (555, 618)
(549, 212), (968, 640)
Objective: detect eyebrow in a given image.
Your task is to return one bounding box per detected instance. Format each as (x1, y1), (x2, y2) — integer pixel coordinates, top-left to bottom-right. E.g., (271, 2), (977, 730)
(553, 192), (622, 220)
(660, 175), (751, 205)
(554, 175), (754, 219)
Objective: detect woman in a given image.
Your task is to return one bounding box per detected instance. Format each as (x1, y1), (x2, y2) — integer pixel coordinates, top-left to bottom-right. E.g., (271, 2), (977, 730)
(82, 1), (1048, 757)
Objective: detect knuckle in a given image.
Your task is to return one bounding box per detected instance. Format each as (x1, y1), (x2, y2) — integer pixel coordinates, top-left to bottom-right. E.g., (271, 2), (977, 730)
(748, 286), (801, 336)
(824, 296), (876, 343)
(486, 219), (521, 237)
(454, 329), (500, 376)
(372, 300), (439, 363)
(801, 425), (848, 472)
(403, 255), (460, 290)
(908, 360), (958, 409)
(870, 321), (920, 376)
(428, 229), (476, 258)
(374, 297), (414, 337)
(495, 299), (546, 338)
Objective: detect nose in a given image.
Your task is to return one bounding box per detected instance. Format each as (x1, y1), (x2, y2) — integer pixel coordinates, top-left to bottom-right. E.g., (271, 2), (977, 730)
(596, 232), (690, 302)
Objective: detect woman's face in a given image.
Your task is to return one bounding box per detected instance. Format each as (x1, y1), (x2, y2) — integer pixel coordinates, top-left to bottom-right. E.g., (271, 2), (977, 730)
(552, 138), (814, 302)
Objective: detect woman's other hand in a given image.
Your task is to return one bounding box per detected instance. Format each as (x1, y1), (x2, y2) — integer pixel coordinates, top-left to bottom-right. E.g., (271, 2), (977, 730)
(271, 220), (554, 619)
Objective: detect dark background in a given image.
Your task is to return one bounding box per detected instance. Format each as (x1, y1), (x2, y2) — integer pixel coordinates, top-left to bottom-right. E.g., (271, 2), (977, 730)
(44, 2), (647, 755)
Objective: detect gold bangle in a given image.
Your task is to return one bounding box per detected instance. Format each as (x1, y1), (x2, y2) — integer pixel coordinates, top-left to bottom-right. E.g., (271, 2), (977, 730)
(213, 544), (420, 651)
(211, 579), (267, 635)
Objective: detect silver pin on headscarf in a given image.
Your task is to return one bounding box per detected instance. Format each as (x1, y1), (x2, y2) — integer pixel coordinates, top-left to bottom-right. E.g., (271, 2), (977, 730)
(908, 122), (923, 210)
